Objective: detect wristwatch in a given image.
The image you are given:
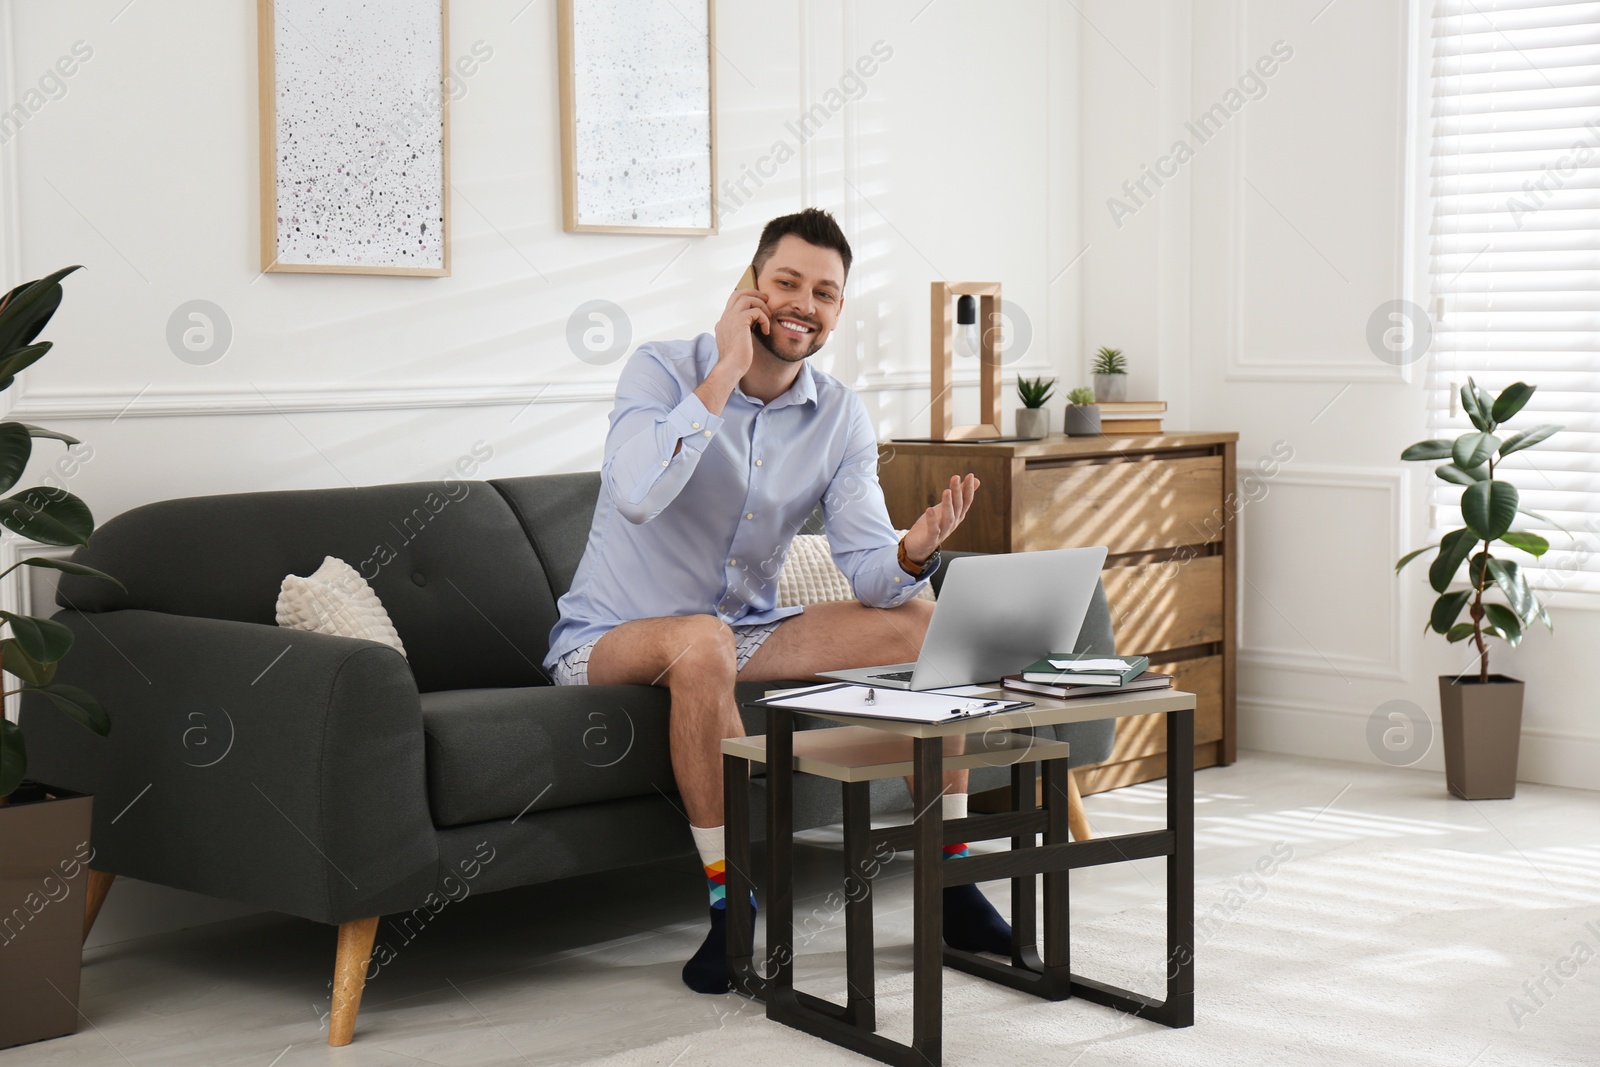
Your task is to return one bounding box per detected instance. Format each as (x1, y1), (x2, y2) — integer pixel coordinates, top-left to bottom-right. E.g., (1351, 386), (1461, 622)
(898, 538), (940, 578)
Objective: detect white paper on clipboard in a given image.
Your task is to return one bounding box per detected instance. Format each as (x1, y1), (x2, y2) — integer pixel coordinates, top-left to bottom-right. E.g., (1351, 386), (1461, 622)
(753, 683), (1030, 724)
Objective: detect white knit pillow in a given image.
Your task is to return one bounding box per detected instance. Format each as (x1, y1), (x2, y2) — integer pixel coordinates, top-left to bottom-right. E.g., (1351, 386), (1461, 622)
(275, 556), (407, 656)
(776, 532), (938, 608)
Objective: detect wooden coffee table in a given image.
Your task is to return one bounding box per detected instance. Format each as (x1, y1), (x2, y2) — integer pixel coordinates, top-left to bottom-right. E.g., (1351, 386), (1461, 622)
(722, 684), (1197, 1067)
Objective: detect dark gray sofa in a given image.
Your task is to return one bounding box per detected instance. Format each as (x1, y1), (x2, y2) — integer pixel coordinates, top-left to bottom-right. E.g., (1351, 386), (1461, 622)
(20, 470), (1115, 1043)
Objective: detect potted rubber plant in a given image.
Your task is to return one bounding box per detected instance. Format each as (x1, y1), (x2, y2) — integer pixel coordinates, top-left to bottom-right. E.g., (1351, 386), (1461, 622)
(0, 265), (123, 1050)
(1015, 375), (1054, 439)
(1092, 346), (1127, 403)
(1062, 387), (1100, 437)
(1396, 377), (1561, 801)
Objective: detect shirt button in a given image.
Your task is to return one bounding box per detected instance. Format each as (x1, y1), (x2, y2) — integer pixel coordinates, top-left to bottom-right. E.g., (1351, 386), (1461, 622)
(703, 430), (712, 437)
(729, 558), (737, 566)
(661, 459), (669, 467)
(692, 421), (701, 429)
(745, 512), (754, 520)
(894, 576), (902, 583)
(755, 459), (763, 466)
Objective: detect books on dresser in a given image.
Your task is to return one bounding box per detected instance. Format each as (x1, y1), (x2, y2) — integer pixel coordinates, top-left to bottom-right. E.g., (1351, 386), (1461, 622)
(1097, 400), (1167, 435)
(1020, 653), (1150, 686)
(1002, 670), (1173, 699)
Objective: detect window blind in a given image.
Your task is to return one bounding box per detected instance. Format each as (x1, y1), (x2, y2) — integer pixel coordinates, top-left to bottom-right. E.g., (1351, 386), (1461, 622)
(1425, 0), (1600, 595)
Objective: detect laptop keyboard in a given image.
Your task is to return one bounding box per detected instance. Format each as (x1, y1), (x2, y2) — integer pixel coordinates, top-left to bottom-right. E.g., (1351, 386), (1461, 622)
(869, 670), (915, 682)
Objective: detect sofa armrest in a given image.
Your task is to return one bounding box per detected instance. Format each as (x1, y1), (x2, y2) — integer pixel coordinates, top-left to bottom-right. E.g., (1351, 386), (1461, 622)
(19, 609), (438, 926)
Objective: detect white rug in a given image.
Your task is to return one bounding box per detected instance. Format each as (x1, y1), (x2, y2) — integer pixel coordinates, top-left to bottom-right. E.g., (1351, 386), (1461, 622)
(583, 836), (1600, 1066)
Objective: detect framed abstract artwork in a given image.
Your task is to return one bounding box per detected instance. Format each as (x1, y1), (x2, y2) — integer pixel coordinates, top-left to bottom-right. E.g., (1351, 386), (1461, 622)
(257, 0), (451, 276)
(557, 0), (718, 235)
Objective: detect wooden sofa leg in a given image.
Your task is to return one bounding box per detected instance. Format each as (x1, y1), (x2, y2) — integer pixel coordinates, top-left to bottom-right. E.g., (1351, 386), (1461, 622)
(1066, 769), (1093, 841)
(83, 870), (116, 943)
(329, 916), (380, 1047)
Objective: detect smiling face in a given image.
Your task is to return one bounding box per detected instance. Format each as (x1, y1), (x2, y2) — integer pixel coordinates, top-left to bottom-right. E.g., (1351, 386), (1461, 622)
(751, 234), (846, 363)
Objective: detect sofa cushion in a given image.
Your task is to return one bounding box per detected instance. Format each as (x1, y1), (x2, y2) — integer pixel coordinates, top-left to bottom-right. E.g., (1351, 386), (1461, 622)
(422, 684), (677, 827)
(55, 480), (559, 694)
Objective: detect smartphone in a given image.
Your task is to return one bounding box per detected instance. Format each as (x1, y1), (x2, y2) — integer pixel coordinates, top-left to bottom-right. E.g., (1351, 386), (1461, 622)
(735, 264), (756, 291)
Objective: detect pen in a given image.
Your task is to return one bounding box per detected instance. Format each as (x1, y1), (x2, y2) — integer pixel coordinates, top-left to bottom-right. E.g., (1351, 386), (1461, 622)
(864, 688), (876, 705)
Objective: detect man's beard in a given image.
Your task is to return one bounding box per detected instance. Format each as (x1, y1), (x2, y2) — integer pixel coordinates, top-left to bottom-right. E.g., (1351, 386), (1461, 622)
(752, 319), (824, 362)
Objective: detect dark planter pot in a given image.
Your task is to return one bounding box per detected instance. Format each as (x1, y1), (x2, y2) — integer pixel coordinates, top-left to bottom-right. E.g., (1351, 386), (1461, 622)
(1438, 674), (1524, 800)
(0, 783), (94, 1051)
(1063, 404), (1101, 437)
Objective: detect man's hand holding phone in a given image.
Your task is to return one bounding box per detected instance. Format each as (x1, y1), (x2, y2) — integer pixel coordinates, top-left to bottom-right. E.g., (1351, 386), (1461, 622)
(699, 267), (768, 415)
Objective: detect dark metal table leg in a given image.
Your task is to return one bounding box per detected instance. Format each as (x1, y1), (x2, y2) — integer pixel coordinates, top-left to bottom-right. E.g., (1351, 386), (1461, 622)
(1040, 755), (1072, 996)
(841, 779), (876, 1031)
(765, 708), (796, 1002)
(1164, 707), (1195, 1027)
(911, 735), (944, 1066)
(1009, 760), (1043, 973)
(724, 752), (762, 1000)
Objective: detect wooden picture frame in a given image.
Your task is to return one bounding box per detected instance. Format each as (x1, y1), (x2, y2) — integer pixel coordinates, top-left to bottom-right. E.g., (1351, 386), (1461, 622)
(929, 281), (1004, 439)
(557, 0), (718, 235)
(257, 0), (451, 276)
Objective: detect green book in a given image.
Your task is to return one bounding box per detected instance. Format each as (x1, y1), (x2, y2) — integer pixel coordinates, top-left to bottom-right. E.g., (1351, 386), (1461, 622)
(1021, 653), (1149, 687)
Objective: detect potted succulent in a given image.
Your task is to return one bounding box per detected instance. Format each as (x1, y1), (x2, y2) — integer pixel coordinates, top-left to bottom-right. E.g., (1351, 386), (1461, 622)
(1396, 377), (1561, 801)
(1015, 375), (1054, 439)
(0, 266), (123, 1050)
(1062, 387), (1100, 437)
(1092, 346), (1127, 403)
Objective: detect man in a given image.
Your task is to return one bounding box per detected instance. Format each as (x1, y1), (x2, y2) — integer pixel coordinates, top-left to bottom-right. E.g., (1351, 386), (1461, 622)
(544, 208), (1013, 994)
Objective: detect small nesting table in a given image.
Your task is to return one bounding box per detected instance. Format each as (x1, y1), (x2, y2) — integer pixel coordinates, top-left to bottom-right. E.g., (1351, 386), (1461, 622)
(722, 685), (1197, 1067)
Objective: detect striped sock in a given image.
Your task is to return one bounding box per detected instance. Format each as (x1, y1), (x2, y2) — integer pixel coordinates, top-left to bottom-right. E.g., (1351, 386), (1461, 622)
(691, 824), (727, 910)
(942, 793), (969, 860)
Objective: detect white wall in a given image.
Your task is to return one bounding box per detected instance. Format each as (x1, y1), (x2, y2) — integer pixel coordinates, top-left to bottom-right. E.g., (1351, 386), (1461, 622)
(0, 0), (1079, 942)
(1083, 0), (1600, 792)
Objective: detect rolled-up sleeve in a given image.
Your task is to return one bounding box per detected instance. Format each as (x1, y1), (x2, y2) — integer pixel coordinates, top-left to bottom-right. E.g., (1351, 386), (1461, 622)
(822, 397), (939, 607)
(601, 344), (725, 524)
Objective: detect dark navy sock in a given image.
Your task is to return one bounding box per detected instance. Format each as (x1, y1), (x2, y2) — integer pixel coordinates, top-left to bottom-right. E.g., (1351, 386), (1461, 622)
(942, 882), (1012, 955)
(682, 899), (756, 994)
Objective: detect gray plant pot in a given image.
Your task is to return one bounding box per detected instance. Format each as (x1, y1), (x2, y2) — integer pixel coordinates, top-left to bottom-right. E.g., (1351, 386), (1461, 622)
(1063, 404), (1101, 436)
(1438, 674), (1524, 800)
(1093, 373), (1127, 403)
(1015, 407), (1050, 440)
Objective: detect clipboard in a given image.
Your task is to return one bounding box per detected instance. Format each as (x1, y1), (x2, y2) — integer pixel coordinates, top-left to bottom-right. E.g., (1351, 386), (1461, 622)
(749, 682), (1032, 724)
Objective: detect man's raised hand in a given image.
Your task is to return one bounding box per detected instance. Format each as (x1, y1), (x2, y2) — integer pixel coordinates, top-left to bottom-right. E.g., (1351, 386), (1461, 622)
(904, 473), (979, 563)
(712, 288), (771, 381)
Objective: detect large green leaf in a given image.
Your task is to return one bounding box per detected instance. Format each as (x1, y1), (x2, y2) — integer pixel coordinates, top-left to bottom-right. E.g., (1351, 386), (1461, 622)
(1482, 603), (1523, 645)
(22, 683), (109, 737)
(1499, 531), (1549, 557)
(0, 341), (52, 385)
(1430, 528), (1478, 593)
(0, 422), (33, 496)
(1435, 462), (1487, 486)
(7, 556), (125, 591)
(1499, 423), (1561, 458)
(0, 487), (94, 546)
(1468, 550), (1494, 590)
(1462, 480), (1519, 541)
(0, 610), (74, 662)
(17, 423), (80, 445)
(0, 266), (80, 358)
(1461, 380), (1491, 431)
(1453, 432), (1500, 471)
(1396, 544), (1436, 573)
(1444, 622), (1477, 643)
(0, 718), (24, 798)
(1, 637), (56, 685)
(1491, 382), (1535, 423)
(1401, 439), (1455, 461)
(1486, 559), (1539, 628)
(1430, 589), (1473, 634)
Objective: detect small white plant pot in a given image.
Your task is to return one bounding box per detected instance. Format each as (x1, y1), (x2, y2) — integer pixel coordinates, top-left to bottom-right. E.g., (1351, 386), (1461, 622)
(1092, 374), (1127, 403)
(1015, 407), (1050, 439)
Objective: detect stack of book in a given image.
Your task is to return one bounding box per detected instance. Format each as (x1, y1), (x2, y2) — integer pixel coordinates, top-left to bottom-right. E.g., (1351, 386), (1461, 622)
(1002, 652), (1173, 699)
(1097, 400), (1166, 435)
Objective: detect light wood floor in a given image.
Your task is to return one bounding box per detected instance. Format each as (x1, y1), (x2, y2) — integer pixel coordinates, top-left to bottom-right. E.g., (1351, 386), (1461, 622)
(4, 751), (1597, 1066)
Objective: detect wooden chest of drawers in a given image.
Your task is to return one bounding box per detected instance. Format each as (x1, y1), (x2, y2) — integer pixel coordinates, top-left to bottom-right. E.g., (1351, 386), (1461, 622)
(876, 431), (1239, 793)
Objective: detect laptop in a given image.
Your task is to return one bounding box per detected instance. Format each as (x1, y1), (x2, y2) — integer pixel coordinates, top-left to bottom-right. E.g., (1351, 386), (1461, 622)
(817, 546), (1109, 691)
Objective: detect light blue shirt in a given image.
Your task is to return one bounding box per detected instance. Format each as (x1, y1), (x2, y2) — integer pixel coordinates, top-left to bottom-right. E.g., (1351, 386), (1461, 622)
(543, 333), (940, 674)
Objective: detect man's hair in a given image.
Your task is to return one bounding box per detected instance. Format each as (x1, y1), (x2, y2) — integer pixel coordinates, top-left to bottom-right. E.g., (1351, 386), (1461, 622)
(751, 208), (852, 284)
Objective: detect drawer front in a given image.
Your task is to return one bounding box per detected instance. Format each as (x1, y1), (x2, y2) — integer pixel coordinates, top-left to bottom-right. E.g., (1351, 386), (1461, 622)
(1019, 455), (1224, 556)
(1101, 554), (1224, 654)
(1094, 654), (1223, 766)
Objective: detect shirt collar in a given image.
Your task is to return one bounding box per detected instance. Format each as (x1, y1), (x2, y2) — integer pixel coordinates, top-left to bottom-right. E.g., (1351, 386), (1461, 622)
(739, 359), (818, 410)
